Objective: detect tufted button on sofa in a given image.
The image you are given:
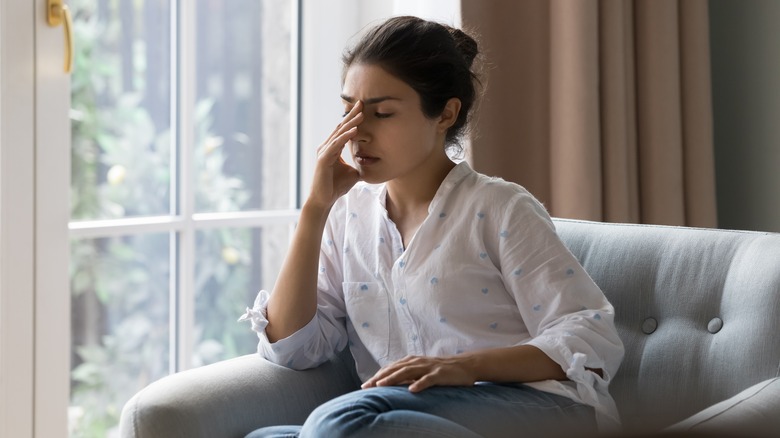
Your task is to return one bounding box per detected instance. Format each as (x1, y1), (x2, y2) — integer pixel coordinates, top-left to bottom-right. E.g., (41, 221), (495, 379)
(553, 219), (780, 436)
(119, 219), (780, 437)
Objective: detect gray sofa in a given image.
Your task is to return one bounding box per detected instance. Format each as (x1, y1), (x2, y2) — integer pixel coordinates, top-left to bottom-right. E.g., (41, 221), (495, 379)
(120, 219), (780, 437)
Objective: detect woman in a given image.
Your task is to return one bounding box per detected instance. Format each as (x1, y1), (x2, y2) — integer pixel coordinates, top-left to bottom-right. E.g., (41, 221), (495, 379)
(241, 15), (623, 438)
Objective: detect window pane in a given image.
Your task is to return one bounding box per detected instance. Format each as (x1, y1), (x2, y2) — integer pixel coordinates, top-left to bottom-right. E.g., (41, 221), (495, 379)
(194, 0), (292, 213)
(70, 233), (171, 436)
(71, 0), (172, 221)
(194, 225), (291, 365)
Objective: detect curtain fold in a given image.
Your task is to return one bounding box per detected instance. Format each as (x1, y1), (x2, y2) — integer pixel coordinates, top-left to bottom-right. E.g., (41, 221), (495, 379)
(462, 0), (717, 227)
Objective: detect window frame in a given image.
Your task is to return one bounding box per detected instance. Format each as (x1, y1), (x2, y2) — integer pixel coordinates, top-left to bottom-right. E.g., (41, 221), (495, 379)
(0, 1), (460, 436)
(66, 0), (303, 373)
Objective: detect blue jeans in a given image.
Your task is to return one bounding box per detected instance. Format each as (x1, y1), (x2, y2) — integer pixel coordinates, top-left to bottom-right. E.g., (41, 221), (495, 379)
(245, 383), (597, 438)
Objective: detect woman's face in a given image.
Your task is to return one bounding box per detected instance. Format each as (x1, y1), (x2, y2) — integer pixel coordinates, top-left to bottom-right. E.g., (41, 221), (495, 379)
(341, 63), (449, 184)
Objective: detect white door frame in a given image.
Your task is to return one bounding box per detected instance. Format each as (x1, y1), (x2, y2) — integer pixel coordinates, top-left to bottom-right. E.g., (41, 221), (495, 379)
(0, 0), (36, 436)
(34, 0), (71, 435)
(0, 1), (70, 437)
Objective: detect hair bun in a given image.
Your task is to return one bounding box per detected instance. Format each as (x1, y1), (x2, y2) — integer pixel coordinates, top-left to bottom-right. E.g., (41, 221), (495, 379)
(447, 27), (479, 68)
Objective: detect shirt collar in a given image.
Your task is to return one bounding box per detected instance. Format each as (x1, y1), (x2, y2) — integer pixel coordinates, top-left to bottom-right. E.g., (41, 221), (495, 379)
(373, 160), (473, 213)
(427, 160), (472, 213)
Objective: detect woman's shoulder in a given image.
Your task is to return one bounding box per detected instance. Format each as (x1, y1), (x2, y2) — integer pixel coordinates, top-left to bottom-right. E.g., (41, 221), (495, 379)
(463, 167), (539, 204)
(458, 167), (552, 223)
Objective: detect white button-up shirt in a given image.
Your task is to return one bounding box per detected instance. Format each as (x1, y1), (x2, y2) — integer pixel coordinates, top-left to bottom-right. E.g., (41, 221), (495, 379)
(241, 162), (624, 428)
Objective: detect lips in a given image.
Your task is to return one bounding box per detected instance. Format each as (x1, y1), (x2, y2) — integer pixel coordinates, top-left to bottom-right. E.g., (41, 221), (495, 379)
(354, 151), (379, 166)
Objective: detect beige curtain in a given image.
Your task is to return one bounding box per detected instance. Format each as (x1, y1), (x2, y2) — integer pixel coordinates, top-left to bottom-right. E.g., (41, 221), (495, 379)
(462, 0), (717, 227)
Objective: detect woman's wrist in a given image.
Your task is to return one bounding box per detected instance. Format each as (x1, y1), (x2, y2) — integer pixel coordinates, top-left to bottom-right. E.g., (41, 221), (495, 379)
(301, 198), (333, 220)
(454, 345), (566, 384)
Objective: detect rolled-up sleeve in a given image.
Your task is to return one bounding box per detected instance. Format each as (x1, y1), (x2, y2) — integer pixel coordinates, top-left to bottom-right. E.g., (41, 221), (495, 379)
(498, 194), (624, 425)
(238, 200), (350, 370)
(238, 288), (348, 369)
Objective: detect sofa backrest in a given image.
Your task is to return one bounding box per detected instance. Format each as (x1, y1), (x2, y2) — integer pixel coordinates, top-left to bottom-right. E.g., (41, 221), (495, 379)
(553, 219), (780, 432)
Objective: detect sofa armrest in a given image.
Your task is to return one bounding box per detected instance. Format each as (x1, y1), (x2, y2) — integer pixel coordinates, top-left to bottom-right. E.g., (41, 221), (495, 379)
(119, 350), (360, 438)
(666, 377), (780, 437)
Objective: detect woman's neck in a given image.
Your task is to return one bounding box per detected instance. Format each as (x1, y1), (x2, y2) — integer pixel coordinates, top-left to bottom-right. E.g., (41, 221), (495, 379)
(385, 157), (456, 220)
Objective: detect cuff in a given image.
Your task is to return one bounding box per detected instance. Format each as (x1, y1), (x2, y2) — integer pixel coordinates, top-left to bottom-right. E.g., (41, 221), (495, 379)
(238, 290), (271, 333)
(257, 316), (320, 366)
(527, 337), (619, 426)
(238, 290), (320, 367)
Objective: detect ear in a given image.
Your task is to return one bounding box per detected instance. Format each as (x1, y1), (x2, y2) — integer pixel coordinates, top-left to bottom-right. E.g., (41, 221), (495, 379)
(437, 98), (462, 133)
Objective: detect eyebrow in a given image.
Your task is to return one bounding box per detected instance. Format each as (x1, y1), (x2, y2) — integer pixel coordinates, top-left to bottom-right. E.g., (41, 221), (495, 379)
(340, 94), (401, 105)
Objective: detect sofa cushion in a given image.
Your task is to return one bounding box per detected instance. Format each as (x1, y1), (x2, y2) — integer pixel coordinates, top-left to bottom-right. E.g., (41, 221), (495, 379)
(552, 219), (780, 433)
(668, 377), (780, 436)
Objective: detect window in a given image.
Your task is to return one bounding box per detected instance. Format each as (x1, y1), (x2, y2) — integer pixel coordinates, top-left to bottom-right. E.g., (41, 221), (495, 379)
(68, 0), (298, 434)
(66, 0), (459, 435)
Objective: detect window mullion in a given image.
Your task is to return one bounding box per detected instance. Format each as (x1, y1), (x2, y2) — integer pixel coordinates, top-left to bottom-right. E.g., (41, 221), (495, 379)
(174, 0), (197, 373)
(291, 0), (302, 209)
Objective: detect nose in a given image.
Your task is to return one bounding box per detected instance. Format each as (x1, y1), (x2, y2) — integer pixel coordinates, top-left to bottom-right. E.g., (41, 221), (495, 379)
(352, 118), (370, 143)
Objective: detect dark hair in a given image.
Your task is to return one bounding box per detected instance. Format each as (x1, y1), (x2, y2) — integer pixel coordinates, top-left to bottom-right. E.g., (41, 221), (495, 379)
(343, 16), (481, 152)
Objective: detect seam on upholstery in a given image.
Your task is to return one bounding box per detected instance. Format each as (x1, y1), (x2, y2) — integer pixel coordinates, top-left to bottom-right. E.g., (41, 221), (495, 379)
(682, 378), (779, 430)
(551, 218), (779, 237)
(132, 388), (141, 438)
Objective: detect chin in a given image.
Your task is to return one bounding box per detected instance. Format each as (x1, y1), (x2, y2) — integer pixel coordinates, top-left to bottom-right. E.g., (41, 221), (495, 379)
(358, 169), (388, 185)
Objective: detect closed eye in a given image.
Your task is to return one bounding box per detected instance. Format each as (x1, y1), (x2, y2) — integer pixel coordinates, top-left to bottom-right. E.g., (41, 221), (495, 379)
(375, 112), (393, 119)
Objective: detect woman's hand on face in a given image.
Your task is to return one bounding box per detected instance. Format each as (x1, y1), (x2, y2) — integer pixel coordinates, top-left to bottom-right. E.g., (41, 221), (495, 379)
(361, 355), (477, 393)
(308, 101), (364, 210)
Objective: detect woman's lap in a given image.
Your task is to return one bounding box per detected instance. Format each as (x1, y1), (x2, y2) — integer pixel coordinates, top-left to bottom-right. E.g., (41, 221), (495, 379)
(246, 383), (596, 438)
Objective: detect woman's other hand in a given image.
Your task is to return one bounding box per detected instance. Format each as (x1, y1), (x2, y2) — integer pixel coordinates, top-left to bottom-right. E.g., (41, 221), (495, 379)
(361, 346), (568, 393)
(362, 355), (477, 393)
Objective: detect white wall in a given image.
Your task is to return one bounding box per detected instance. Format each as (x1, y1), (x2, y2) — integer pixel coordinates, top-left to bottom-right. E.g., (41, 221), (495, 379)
(710, 0), (780, 233)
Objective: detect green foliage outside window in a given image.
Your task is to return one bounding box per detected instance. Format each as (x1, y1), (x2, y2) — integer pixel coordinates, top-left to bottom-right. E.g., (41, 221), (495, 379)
(69, 1), (260, 436)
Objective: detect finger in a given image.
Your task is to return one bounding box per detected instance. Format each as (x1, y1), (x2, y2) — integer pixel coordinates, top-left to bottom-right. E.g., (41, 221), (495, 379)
(341, 99), (363, 123)
(376, 365), (429, 387)
(408, 373), (438, 393)
(362, 364), (401, 389)
(318, 105), (363, 158)
(368, 356), (421, 381)
(362, 355), (426, 388)
(330, 109), (363, 144)
(319, 126), (357, 161)
(363, 367), (410, 389)
(325, 100), (364, 143)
